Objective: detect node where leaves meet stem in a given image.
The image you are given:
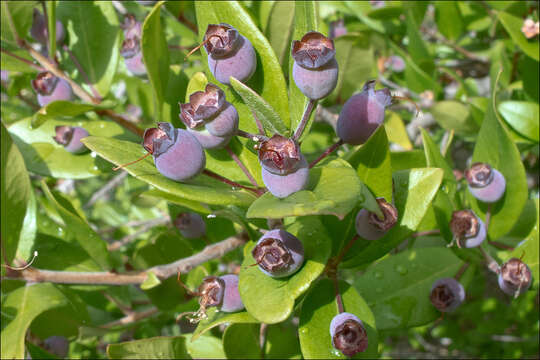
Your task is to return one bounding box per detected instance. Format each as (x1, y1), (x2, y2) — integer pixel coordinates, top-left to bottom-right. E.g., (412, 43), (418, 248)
(309, 138), (344, 168)
(293, 99), (317, 142)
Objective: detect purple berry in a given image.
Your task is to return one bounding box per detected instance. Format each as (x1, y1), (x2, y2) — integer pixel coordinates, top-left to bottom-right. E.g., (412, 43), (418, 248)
(329, 19), (347, 39)
(1, 70), (9, 83)
(30, 9), (66, 46)
(219, 274), (244, 312)
(143, 122), (205, 182)
(197, 274), (244, 313)
(336, 80), (392, 145)
(449, 210), (486, 248)
(497, 258), (532, 297)
(203, 23), (256, 85)
(385, 55), (405, 72)
(465, 163), (506, 203)
(43, 336), (69, 358)
(174, 212), (206, 239)
(252, 229), (304, 278)
(31, 71), (73, 107)
(355, 198), (398, 240)
(120, 15), (146, 76)
(52, 126), (89, 154)
(179, 83), (239, 149)
(329, 313), (368, 356)
(430, 278), (465, 312)
(291, 32), (339, 100)
(261, 157), (309, 198)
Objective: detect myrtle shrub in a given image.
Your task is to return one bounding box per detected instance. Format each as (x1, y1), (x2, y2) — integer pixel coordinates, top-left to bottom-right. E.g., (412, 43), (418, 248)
(1, 1), (539, 359)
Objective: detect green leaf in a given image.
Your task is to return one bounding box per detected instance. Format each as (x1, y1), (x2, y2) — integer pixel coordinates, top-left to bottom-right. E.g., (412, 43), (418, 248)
(1, 123), (32, 265)
(192, 308), (259, 341)
(140, 271), (161, 290)
(355, 247), (463, 330)
(299, 279), (378, 359)
(435, 1), (463, 41)
(405, 9), (434, 75)
(390, 150), (426, 171)
(41, 181), (110, 269)
(246, 159), (362, 220)
(289, 1), (318, 132)
(46, 1), (57, 59)
(0, 1), (35, 44)
(420, 128), (457, 197)
(347, 126), (393, 202)
(498, 11), (539, 61)
(239, 216), (331, 323)
(107, 336), (190, 359)
(264, 1), (295, 71)
(82, 136), (256, 207)
(142, 1), (169, 120)
(141, 189), (211, 215)
(194, 1), (290, 129)
(7, 117), (135, 179)
(498, 101), (539, 142)
(342, 168), (443, 267)
(230, 77), (288, 135)
(431, 101), (479, 136)
(471, 93), (528, 239)
(57, 1), (121, 96)
(265, 321), (302, 359)
(1, 283), (76, 359)
(0, 49), (37, 73)
(31, 100), (115, 129)
(384, 111), (413, 151)
(223, 324), (261, 359)
(185, 334), (226, 359)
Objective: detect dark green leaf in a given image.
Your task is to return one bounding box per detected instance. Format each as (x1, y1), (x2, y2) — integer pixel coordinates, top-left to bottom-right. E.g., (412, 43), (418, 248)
(192, 308), (258, 341)
(435, 1), (464, 41)
(107, 336), (190, 359)
(299, 279), (378, 359)
(141, 189), (211, 215)
(223, 324), (261, 359)
(265, 321), (302, 359)
(498, 101), (539, 142)
(405, 9), (434, 74)
(355, 247), (463, 330)
(265, 1), (295, 71)
(0, 1), (35, 44)
(239, 216), (331, 323)
(498, 11), (539, 61)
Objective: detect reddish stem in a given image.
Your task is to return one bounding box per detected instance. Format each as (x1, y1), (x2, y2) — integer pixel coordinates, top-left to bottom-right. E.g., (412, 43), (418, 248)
(293, 99), (316, 141)
(225, 145), (259, 188)
(202, 169), (262, 196)
(0, 48), (45, 71)
(309, 139), (344, 168)
(334, 234), (359, 267)
(453, 262), (469, 280)
(251, 110), (266, 136)
(331, 273), (345, 314)
(489, 241), (514, 251)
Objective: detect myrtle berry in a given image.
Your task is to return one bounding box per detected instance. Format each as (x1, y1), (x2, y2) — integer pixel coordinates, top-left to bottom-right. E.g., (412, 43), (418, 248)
(30, 9), (65, 46)
(329, 313), (368, 356)
(174, 212), (206, 239)
(498, 258), (532, 297)
(252, 229), (304, 278)
(43, 336), (69, 358)
(31, 71), (73, 107)
(291, 31), (339, 100)
(336, 80), (392, 145)
(449, 210), (486, 248)
(120, 15), (146, 76)
(198, 274), (244, 313)
(329, 19), (347, 39)
(465, 162), (506, 203)
(355, 198), (398, 240)
(202, 23), (256, 85)
(52, 126), (89, 154)
(179, 83), (239, 149)
(430, 278), (465, 312)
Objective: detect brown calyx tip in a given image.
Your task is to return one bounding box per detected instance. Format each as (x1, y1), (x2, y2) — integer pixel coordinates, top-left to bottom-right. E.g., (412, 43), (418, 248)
(180, 83), (226, 128)
(197, 276), (225, 309)
(203, 23), (240, 57)
(430, 284), (455, 311)
(121, 37), (141, 58)
(465, 162), (494, 188)
(501, 258), (532, 287)
(32, 71), (59, 95)
(53, 125), (74, 146)
(292, 31), (336, 69)
(258, 134), (301, 175)
(368, 198), (398, 231)
(450, 210), (479, 239)
(333, 319), (368, 356)
(251, 237), (293, 273)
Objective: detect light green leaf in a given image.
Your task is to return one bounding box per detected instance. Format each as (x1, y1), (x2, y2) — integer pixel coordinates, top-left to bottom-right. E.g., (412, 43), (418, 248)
(140, 271), (161, 290)
(107, 336), (190, 359)
(435, 1), (463, 41)
(185, 334), (226, 359)
(265, 1), (295, 71)
(192, 308), (259, 341)
(355, 247), (463, 330)
(420, 128), (457, 197)
(431, 101), (479, 136)
(31, 100), (115, 129)
(299, 279), (378, 359)
(46, 1), (57, 59)
(405, 9), (434, 75)
(239, 216), (331, 323)
(223, 324), (261, 359)
(498, 101), (539, 142)
(498, 11), (539, 61)
(384, 111), (413, 150)
(141, 189), (211, 214)
(0, 1), (35, 44)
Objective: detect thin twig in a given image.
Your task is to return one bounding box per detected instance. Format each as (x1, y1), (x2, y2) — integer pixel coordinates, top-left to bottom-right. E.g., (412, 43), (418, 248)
(293, 99), (316, 142)
(331, 273), (345, 314)
(101, 307), (159, 329)
(203, 169), (262, 196)
(489, 241), (514, 251)
(334, 235), (359, 267)
(225, 145), (259, 188)
(178, 13), (198, 34)
(479, 247), (500, 274)
(236, 129), (268, 142)
(97, 109), (144, 137)
(63, 44), (102, 101)
(425, 28), (488, 63)
(84, 171), (129, 208)
(251, 110), (266, 136)
(453, 262), (469, 281)
(101, 291), (133, 315)
(108, 217), (171, 251)
(3, 233), (247, 285)
(309, 139), (344, 168)
(0, 48), (45, 71)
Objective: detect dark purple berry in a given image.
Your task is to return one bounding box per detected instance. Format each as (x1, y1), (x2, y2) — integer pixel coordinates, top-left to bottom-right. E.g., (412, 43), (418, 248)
(261, 157), (309, 198)
(43, 336), (69, 358)
(120, 15), (146, 76)
(329, 19), (347, 39)
(498, 258), (532, 297)
(430, 278), (465, 312)
(291, 32), (338, 100)
(30, 9), (65, 46)
(143, 122), (205, 182)
(52, 126), (89, 154)
(465, 162), (506, 203)
(336, 80), (392, 145)
(449, 210), (486, 248)
(355, 198), (398, 240)
(31, 71), (73, 107)
(198, 274), (244, 313)
(252, 229), (304, 278)
(174, 212), (206, 239)
(329, 313), (368, 356)
(203, 23), (256, 85)
(179, 83), (239, 149)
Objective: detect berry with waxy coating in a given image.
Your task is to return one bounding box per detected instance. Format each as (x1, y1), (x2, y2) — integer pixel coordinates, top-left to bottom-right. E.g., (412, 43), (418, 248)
(179, 83), (239, 149)
(355, 198), (398, 240)
(336, 80), (392, 145)
(203, 23), (256, 85)
(31, 71), (73, 107)
(449, 210), (486, 248)
(252, 229), (304, 278)
(43, 336), (69, 358)
(465, 162), (506, 203)
(30, 9), (65, 46)
(120, 15), (146, 76)
(291, 32), (339, 100)
(174, 212), (206, 239)
(197, 274), (244, 313)
(430, 278), (465, 312)
(52, 126), (89, 154)
(330, 313), (368, 356)
(498, 258), (532, 297)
